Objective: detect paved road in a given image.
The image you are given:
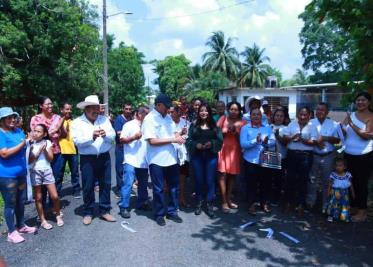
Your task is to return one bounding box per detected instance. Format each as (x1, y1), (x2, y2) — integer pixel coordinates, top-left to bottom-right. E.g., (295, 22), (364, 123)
(1, 179), (372, 267)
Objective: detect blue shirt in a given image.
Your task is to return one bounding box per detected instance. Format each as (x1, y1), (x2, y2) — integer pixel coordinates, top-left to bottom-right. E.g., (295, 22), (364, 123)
(114, 115), (131, 144)
(0, 128), (27, 178)
(240, 124), (275, 164)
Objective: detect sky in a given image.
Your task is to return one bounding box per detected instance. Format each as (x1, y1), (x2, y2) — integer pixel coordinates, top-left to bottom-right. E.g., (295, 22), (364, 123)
(88, 0), (312, 89)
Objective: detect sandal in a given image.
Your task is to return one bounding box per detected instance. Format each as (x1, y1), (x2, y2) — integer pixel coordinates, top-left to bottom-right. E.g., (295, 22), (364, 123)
(41, 221), (53, 230)
(263, 204), (272, 213)
(228, 202), (238, 209)
(221, 204), (230, 213)
(56, 215), (64, 227)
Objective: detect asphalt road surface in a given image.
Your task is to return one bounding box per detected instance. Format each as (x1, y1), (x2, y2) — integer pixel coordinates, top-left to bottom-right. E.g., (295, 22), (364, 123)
(1, 178), (372, 267)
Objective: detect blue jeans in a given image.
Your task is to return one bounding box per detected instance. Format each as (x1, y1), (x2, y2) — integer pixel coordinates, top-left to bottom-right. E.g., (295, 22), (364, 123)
(115, 145), (124, 190)
(286, 150), (313, 207)
(119, 164), (149, 209)
(80, 152), (112, 216)
(59, 154), (80, 193)
(191, 153), (217, 202)
(149, 164), (179, 218)
(0, 177), (26, 233)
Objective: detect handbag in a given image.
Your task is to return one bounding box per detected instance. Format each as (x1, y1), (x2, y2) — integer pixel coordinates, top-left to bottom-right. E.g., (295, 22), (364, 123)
(260, 146), (282, 170)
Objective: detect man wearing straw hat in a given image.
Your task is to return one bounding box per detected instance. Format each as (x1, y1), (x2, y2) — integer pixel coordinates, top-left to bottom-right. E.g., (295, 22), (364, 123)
(71, 95), (116, 225)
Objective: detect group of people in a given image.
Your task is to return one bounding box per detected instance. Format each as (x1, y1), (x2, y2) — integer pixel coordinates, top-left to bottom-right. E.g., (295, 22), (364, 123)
(0, 91), (372, 244)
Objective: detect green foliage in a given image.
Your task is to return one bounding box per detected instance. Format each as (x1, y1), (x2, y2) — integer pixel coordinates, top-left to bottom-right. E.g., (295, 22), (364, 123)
(282, 68), (310, 86)
(189, 89), (216, 105)
(202, 31), (239, 80)
(301, 0), (373, 86)
(0, 0), (102, 106)
(108, 42), (146, 114)
(266, 67), (283, 87)
(238, 43), (271, 88)
(153, 54), (191, 100)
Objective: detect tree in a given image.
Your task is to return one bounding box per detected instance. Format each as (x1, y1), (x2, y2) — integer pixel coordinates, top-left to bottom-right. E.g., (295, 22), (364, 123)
(282, 68), (310, 87)
(202, 31), (239, 80)
(108, 42), (146, 114)
(238, 43), (271, 88)
(0, 0), (101, 106)
(302, 0), (373, 87)
(152, 54), (191, 100)
(299, 9), (354, 74)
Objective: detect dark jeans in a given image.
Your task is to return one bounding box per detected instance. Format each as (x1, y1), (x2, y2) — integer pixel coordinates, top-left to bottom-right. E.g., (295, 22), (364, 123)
(270, 158), (287, 203)
(286, 150), (313, 207)
(80, 152), (112, 216)
(115, 145), (124, 190)
(345, 151), (373, 209)
(190, 153), (217, 202)
(243, 161), (271, 206)
(59, 154), (80, 193)
(149, 164), (179, 218)
(0, 177), (26, 233)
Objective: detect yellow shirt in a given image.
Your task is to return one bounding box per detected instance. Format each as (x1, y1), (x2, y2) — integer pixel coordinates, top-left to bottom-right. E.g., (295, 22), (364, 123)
(59, 119), (77, 154)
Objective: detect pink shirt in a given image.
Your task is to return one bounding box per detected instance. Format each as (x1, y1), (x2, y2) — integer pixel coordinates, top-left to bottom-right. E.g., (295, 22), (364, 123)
(30, 114), (62, 154)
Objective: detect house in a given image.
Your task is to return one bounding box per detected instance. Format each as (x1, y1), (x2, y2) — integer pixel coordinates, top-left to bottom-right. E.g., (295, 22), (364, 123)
(218, 82), (350, 120)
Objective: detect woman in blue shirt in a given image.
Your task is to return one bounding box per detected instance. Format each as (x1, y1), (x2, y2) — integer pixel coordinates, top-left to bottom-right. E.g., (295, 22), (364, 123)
(240, 108), (275, 215)
(0, 107), (37, 244)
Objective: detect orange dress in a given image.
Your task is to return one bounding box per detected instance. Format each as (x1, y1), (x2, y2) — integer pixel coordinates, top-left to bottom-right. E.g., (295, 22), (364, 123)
(217, 116), (246, 175)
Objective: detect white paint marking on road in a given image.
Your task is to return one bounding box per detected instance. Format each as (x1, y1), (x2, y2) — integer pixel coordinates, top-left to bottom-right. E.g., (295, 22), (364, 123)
(259, 228), (274, 239)
(239, 221), (256, 229)
(121, 221), (137, 233)
(279, 232), (300, 244)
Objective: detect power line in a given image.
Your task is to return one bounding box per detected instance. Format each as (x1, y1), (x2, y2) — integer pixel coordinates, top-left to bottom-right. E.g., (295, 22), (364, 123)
(124, 0), (255, 22)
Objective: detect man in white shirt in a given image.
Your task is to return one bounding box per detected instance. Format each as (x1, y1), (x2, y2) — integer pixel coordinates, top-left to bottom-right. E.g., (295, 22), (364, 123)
(142, 94), (186, 226)
(307, 102), (340, 212)
(118, 106), (150, 219)
(71, 95), (116, 225)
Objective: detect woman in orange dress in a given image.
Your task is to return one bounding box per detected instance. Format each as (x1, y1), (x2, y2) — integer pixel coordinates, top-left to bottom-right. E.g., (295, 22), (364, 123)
(217, 101), (246, 212)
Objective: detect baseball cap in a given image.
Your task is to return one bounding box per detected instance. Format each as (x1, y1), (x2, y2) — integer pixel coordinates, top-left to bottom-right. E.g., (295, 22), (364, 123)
(155, 94), (172, 109)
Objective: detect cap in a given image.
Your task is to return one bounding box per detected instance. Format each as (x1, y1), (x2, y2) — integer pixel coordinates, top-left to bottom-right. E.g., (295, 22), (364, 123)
(155, 94), (172, 109)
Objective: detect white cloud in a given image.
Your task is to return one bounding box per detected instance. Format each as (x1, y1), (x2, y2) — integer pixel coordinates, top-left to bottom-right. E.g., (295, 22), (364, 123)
(88, 0), (133, 46)
(141, 0), (312, 79)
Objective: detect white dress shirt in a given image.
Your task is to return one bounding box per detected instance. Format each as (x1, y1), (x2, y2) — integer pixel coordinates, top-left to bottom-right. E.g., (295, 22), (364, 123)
(282, 120), (318, 151)
(142, 109), (177, 167)
(120, 119), (148, 168)
(71, 114), (115, 155)
(310, 118), (339, 154)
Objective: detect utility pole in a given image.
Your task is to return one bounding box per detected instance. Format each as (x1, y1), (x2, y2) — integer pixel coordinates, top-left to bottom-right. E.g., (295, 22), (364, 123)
(102, 0), (109, 115)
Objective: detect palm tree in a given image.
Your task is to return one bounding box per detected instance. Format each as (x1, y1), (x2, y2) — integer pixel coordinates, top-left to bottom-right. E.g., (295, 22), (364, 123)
(239, 43), (271, 88)
(202, 31), (240, 80)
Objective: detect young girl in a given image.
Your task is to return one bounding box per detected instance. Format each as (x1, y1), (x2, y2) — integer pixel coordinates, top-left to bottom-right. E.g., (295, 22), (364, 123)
(29, 124), (64, 229)
(326, 158), (355, 222)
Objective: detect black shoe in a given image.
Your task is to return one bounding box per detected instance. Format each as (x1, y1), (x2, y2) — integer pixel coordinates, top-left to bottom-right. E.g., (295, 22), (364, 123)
(195, 201), (202, 215)
(73, 191), (82, 199)
(137, 203), (152, 211)
(206, 203), (216, 219)
(119, 208), (131, 219)
(156, 217), (166, 226)
(166, 214), (183, 223)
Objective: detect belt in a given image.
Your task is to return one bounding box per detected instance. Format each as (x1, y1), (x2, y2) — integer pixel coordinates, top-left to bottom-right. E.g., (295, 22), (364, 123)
(80, 152), (110, 158)
(313, 151), (334, 157)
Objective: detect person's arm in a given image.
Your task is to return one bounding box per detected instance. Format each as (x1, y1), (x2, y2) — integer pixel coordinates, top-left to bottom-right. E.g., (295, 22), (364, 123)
(120, 124), (141, 144)
(240, 126), (258, 149)
(348, 116), (373, 140)
(266, 127), (276, 148)
(0, 131), (26, 159)
(49, 116), (65, 135)
(143, 117), (183, 146)
(209, 127), (223, 153)
(44, 142), (54, 162)
(71, 119), (95, 147)
(301, 125), (317, 146)
(102, 118), (116, 143)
